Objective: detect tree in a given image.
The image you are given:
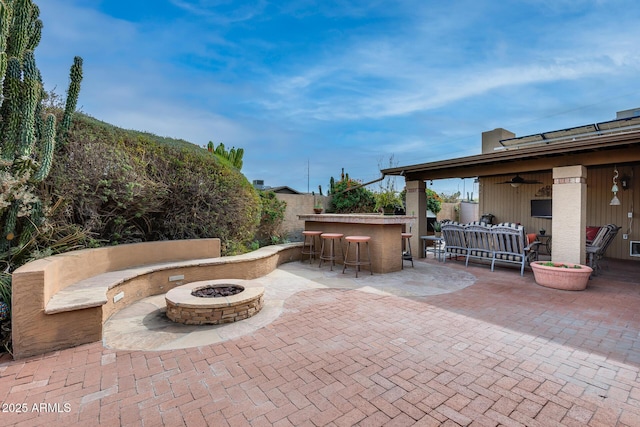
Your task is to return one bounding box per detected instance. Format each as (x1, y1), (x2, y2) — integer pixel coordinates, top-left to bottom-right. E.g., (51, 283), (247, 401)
(426, 188), (442, 215)
(439, 191), (461, 203)
(328, 173), (375, 213)
(255, 191), (287, 246)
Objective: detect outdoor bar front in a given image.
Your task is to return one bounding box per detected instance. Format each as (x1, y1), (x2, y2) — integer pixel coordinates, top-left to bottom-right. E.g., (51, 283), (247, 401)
(298, 214), (416, 274)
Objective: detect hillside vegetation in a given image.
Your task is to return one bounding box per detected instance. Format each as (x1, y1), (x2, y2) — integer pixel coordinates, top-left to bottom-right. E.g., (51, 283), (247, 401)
(45, 112), (261, 254)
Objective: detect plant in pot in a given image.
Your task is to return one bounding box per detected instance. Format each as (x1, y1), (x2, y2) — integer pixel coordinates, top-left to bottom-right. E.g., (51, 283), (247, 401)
(431, 221), (442, 237)
(313, 193), (323, 214)
(530, 261), (593, 291)
(374, 190), (402, 215)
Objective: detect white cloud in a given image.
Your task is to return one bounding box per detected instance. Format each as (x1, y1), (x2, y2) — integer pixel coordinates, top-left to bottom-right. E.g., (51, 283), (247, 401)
(255, 5), (640, 123)
(168, 0), (269, 23)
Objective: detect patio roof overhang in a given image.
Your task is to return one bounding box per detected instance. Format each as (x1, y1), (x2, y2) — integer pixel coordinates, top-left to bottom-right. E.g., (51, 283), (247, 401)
(381, 130), (640, 182)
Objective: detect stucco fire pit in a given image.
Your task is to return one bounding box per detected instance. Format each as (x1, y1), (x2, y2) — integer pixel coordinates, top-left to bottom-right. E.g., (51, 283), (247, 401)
(165, 279), (264, 325)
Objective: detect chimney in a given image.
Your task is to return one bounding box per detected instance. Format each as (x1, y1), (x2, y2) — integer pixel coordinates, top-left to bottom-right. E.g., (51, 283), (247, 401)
(482, 128), (515, 153)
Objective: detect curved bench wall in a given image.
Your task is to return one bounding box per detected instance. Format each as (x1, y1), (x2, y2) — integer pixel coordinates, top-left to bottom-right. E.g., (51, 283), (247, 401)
(41, 239), (222, 304)
(11, 240), (301, 359)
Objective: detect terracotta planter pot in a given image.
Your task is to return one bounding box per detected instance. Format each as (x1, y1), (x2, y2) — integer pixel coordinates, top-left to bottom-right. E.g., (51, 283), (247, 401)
(530, 261), (593, 291)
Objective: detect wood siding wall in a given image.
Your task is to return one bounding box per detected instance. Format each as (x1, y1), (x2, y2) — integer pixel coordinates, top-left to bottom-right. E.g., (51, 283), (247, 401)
(479, 164), (639, 261)
(585, 164), (638, 260)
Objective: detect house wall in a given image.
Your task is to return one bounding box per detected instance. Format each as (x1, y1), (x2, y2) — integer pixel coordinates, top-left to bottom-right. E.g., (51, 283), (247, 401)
(479, 171), (553, 233)
(437, 203), (459, 222)
(479, 163), (640, 261)
(585, 164), (638, 260)
(435, 202), (479, 224)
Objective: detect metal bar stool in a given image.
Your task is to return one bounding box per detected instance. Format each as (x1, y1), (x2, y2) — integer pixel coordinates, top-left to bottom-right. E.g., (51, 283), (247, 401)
(319, 233), (344, 271)
(342, 235), (372, 278)
(401, 232), (414, 268)
(301, 230), (323, 264)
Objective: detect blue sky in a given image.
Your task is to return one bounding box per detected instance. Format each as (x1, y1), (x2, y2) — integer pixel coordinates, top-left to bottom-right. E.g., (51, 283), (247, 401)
(37, 1), (640, 195)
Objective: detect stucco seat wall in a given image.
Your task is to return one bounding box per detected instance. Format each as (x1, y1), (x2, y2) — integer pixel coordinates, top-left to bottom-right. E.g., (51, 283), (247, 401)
(11, 240), (302, 359)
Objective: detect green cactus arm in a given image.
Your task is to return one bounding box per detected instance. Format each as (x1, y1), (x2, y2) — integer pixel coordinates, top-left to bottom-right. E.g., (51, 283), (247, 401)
(214, 142), (226, 157)
(32, 113), (54, 182)
(17, 51), (40, 157)
(0, 1), (12, 49)
(57, 56), (82, 143)
(0, 57), (22, 158)
(25, 3), (41, 50)
(26, 16), (41, 52)
(235, 147), (244, 169)
(0, 1), (11, 79)
(6, 0), (31, 59)
(34, 68), (44, 140)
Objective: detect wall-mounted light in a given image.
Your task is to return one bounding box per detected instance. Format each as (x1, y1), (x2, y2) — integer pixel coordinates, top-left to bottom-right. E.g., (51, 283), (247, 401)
(610, 166), (621, 206)
(621, 175), (630, 190)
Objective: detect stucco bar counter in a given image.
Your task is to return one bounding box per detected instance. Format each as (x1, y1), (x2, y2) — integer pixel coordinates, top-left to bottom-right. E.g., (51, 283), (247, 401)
(298, 214), (416, 274)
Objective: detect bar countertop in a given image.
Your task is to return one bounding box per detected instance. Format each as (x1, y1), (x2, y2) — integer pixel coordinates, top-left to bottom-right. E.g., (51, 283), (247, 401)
(298, 214), (416, 225)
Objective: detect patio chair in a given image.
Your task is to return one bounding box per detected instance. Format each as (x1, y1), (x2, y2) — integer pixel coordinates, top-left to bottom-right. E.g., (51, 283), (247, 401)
(491, 223), (540, 276)
(586, 224), (621, 275)
(441, 222), (467, 262)
(464, 221), (493, 267)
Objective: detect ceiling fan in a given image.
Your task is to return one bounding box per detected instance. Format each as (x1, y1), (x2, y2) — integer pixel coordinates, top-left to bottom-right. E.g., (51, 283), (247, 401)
(499, 174), (542, 187)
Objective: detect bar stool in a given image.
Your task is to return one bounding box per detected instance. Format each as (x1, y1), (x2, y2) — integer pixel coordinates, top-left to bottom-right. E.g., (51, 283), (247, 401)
(342, 235), (372, 278)
(301, 230), (323, 264)
(319, 233), (344, 271)
(401, 232), (414, 268)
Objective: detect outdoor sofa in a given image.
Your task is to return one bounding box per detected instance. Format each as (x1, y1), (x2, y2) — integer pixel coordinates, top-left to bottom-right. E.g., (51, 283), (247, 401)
(441, 221), (539, 276)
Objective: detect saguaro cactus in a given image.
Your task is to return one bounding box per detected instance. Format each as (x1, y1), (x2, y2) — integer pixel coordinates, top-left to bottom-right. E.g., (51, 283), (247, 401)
(0, 0), (83, 254)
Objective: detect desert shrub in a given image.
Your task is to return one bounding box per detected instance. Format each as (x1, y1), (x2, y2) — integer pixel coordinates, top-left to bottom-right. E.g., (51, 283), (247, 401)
(254, 191), (287, 245)
(47, 114), (261, 254)
(154, 145), (260, 250)
(329, 177), (375, 213)
(50, 135), (166, 243)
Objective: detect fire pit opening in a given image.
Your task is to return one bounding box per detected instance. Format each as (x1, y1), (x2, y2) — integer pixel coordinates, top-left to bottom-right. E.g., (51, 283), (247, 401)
(191, 285), (244, 298)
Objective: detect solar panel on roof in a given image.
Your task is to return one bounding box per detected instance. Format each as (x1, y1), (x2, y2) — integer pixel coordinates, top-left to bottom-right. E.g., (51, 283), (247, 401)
(598, 116), (640, 130)
(498, 115), (640, 150)
(542, 124), (597, 141)
(500, 134), (544, 147)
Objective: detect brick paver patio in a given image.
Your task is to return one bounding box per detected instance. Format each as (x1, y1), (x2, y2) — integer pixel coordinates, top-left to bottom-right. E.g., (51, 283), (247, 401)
(1, 258), (639, 426)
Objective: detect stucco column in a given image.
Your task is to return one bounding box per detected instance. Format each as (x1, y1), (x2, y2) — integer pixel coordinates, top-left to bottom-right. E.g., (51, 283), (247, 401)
(405, 180), (427, 257)
(552, 166), (587, 264)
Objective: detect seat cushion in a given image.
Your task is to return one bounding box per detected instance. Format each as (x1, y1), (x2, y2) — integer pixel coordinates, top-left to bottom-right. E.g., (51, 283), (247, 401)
(586, 226), (601, 242)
